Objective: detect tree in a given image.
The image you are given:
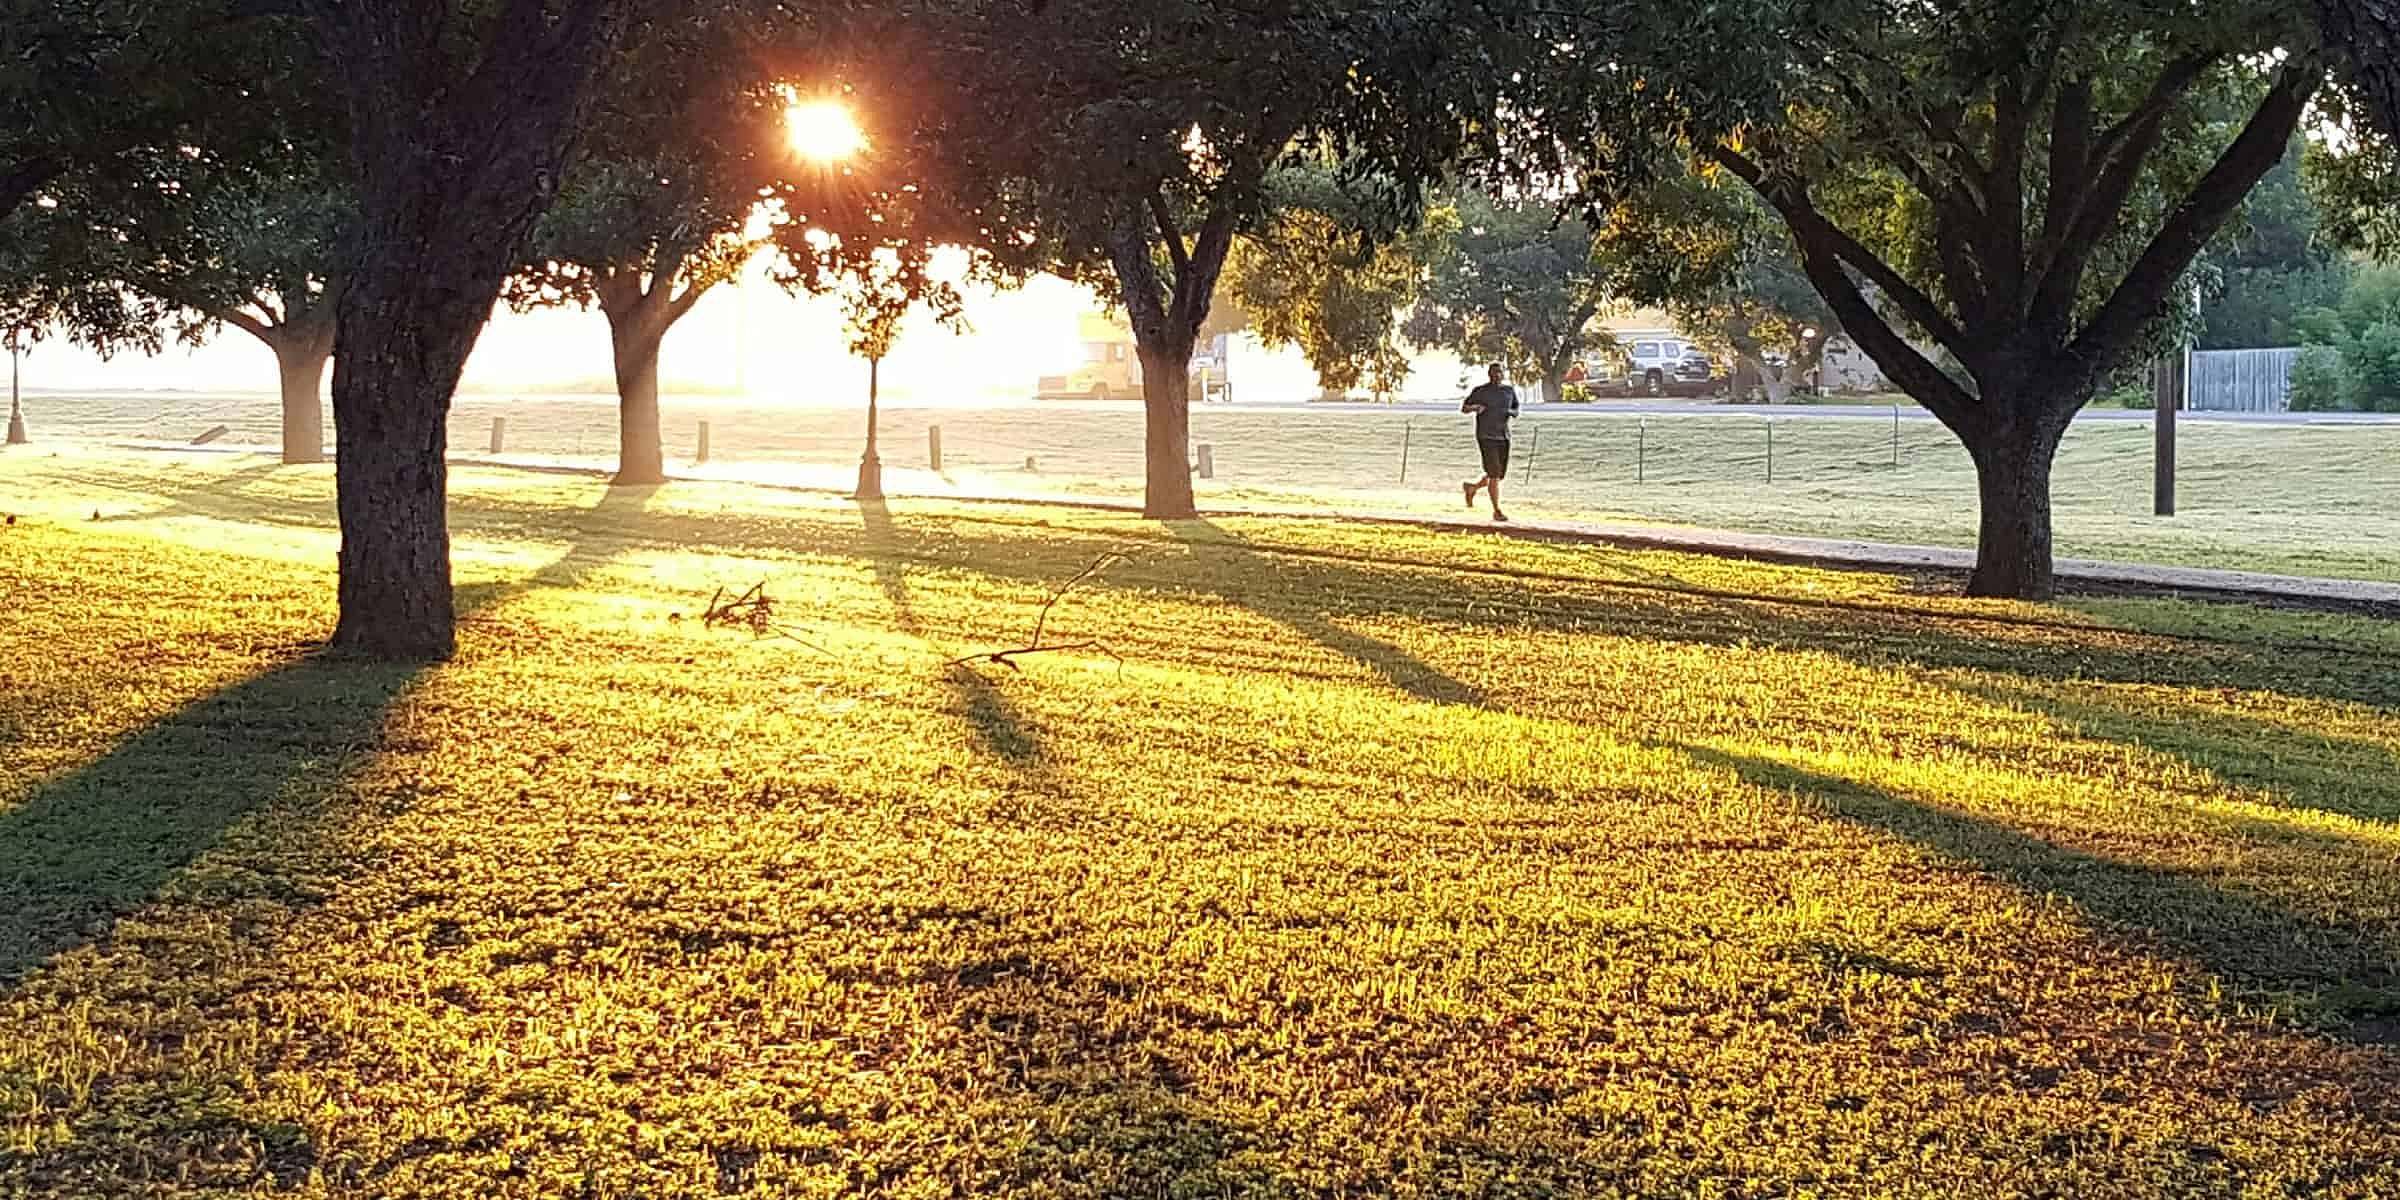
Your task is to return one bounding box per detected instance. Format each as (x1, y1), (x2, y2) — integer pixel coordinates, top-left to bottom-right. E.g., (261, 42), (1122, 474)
(300, 0), (633, 660)
(2198, 139), (2349, 349)
(1518, 0), (2322, 597)
(812, 249), (964, 500)
(1227, 169), (1452, 401)
(508, 8), (793, 485)
(1664, 205), (1840, 403)
(0, 0), (294, 225)
(1404, 192), (1619, 407)
(115, 169), (351, 465)
(876, 0), (1505, 517)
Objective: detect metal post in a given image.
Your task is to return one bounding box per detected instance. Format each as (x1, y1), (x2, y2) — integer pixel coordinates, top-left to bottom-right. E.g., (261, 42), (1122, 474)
(1523, 425), (1540, 487)
(1637, 417), (1647, 483)
(696, 420), (712, 466)
(1398, 419), (1413, 483)
(1891, 404), (1901, 468)
(1765, 417), (1775, 484)
(1196, 444), (1214, 479)
(489, 416), (506, 455)
(928, 424), (943, 472)
(855, 357), (882, 499)
(5, 336), (24, 446)
(2154, 355), (2178, 518)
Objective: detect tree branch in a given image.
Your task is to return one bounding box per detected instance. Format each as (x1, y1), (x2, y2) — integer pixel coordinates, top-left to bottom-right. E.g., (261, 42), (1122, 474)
(2069, 61), (2320, 379)
(1149, 190), (1191, 279)
(2027, 53), (2216, 332)
(1709, 145), (1975, 364)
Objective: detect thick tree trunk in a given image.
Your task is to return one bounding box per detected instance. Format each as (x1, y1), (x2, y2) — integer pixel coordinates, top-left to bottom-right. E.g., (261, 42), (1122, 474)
(1733, 356), (1765, 401)
(1964, 418), (2068, 600)
(1139, 345), (1197, 519)
(1541, 368), (1567, 408)
(2318, 0), (2400, 145)
(274, 331), (332, 465)
(608, 311), (666, 486)
(327, 262), (478, 659)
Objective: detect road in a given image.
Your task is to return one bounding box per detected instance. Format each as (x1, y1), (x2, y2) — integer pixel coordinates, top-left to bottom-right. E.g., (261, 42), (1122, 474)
(1220, 399), (2400, 426)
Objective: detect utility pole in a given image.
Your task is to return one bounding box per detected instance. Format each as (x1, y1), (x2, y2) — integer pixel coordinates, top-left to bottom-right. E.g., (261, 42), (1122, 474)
(6, 333), (25, 446)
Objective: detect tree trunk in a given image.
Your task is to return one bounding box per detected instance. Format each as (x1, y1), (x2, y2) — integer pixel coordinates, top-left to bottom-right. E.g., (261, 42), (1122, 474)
(1541, 368), (1567, 408)
(1733, 356), (1765, 401)
(608, 310), (666, 485)
(1964, 418), (2068, 600)
(327, 261), (477, 660)
(2318, 0), (2400, 146)
(1138, 345), (1197, 519)
(855, 356), (883, 500)
(274, 331), (332, 465)
(1760, 363), (1794, 405)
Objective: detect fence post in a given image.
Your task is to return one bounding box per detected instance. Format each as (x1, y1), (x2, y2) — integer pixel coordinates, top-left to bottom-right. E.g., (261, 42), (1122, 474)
(1398, 419), (1413, 483)
(928, 424), (943, 472)
(2154, 355), (2179, 518)
(1765, 417), (1775, 484)
(1637, 417), (1647, 484)
(489, 416), (506, 455)
(1196, 444), (1215, 479)
(1523, 425), (1540, 487)
(1891, 405), (1900, 468)
(695, 420), (712, 466)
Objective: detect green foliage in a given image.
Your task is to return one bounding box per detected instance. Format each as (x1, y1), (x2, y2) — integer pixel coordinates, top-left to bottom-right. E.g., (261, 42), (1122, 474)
(2199, 141), (2350, 350)
(2288, 344), (2355, 411)
(1227, 168), (1451, 400)
(1403, 191), (1620, 396)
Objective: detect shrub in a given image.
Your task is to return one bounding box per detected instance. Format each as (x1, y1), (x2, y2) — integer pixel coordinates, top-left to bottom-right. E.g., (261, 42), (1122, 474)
(2287, 345), (2352, 413)
(2347, 322), (2400, 412)
(1559, 383), (1597, 404)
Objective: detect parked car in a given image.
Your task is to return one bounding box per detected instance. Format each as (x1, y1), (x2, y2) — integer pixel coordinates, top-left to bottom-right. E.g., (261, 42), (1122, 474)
(1624, 338), (1698, 391)
(1676, 352), (1715, 382)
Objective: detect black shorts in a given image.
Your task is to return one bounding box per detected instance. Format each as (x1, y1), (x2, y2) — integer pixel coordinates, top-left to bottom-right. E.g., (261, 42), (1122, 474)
(1478, 437), (1511, 479)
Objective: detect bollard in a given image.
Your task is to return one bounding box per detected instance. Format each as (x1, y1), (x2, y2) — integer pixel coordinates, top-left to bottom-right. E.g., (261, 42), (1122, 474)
(1398, 419), (1413, 483)
(928, 424), (943, 472)
(489, 416), (506, 455)
(1195, 444), (1215, 479)
(695, 420), (712, 465)
(1024, 455), (1038, 472)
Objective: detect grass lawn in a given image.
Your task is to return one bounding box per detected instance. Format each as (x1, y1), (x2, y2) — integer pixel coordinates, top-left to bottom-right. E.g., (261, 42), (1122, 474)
(33, 389), (2400, 582)
(4, 448), (2400, 1197)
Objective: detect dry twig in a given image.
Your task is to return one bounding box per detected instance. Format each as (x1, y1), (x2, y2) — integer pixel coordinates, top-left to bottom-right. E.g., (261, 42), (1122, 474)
(678, 581), (836, 656)
(948, 549), (1132, 673)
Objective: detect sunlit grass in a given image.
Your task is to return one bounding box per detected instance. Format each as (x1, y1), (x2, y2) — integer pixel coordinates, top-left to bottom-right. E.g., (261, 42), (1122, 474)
(2, 450), (2397, 1196)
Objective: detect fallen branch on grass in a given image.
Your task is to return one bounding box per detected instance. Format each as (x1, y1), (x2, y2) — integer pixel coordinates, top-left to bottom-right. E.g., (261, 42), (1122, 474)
(947, 550), (1132, 673)
(675, 581), (837, 656)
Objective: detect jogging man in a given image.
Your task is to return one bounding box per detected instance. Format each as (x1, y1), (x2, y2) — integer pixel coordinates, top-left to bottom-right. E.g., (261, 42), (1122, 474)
(1462, 363), (1519, 522)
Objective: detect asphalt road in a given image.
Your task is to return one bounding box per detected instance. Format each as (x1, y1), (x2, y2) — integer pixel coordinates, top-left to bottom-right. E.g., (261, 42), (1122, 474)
(1230, 399), (2400, 425)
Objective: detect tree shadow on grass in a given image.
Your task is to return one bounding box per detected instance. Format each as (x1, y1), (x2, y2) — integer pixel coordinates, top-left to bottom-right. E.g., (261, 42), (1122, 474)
(87, 457), (304, 525)
(1166, 518), (1485, 708)
(859, 498), (1044, 767)
(1954, 676), (2400, 826)
(0, 483), (656, 988)
(1682, 745), (2400, 1045)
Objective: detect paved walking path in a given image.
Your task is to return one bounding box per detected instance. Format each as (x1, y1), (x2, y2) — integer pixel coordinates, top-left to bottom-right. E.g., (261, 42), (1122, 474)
(1269, 503), (2400, 614)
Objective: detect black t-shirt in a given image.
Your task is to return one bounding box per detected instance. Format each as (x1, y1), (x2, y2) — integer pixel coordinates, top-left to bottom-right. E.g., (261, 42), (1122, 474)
(1465, 383), (1519, 440)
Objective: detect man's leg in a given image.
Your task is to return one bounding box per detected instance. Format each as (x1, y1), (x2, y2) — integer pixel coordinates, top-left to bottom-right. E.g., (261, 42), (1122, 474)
(1487, 478), (1507, 521)
(1464, 478), (1482, 507)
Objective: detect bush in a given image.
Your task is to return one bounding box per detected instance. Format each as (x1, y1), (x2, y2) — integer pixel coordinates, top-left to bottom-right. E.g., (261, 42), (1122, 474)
(1559, 383), (1597, 404)
(2347, 323), (2400, 412)
(2287, 345), (2353, 413)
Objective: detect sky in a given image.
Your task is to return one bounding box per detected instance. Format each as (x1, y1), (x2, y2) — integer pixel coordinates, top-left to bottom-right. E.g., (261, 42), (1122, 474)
(24, 264), (1480, 407)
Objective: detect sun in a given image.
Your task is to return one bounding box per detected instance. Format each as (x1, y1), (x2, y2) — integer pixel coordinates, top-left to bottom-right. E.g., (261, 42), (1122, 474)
(787, 99), (866, 164)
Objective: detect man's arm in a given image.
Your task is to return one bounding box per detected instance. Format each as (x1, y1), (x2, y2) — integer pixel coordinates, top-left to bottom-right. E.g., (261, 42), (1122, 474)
(1463, 388), (1481, 414)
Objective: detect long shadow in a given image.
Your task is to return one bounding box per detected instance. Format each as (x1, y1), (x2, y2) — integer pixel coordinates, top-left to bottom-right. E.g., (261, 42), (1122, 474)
(858, 498), (1043, 766)
(1956, 676), (2400, 825)
(1684, 746), (2400, 1044)
(1168, 518), (1485, 707)
(0, 483), (655, 987)
(87, 457), (304, 524)
(435, 488), (2400, 711)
